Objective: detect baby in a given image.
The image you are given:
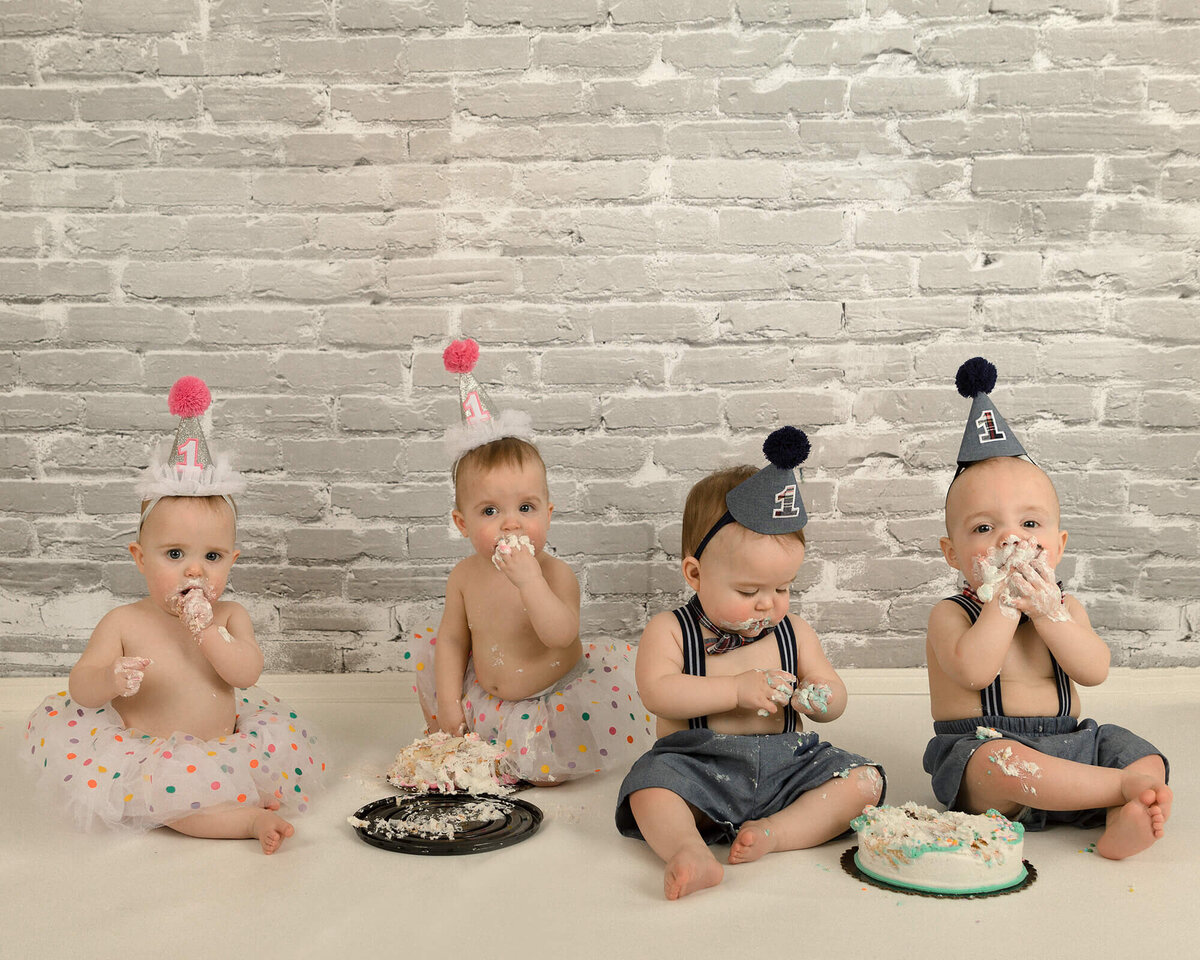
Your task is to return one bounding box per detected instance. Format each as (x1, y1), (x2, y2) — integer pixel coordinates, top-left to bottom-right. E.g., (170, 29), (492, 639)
(924, 358), (1170, 860)
(23, 377), (324, 854)
(412, 340), (645, 783)
(615, 428), (884, 899)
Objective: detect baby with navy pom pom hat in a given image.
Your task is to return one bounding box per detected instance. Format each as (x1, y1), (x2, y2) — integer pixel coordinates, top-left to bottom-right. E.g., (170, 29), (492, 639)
(23, 377), (325, 853)
(924, 357), (1170, 860)
(614, 426), (885, 899)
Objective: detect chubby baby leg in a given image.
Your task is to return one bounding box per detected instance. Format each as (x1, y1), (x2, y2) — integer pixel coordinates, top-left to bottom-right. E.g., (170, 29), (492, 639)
(628, 788), (724, 901)
(961, 741), (1169, 860)
(167, 800), (295, 855)
(729, 765), (883, 865)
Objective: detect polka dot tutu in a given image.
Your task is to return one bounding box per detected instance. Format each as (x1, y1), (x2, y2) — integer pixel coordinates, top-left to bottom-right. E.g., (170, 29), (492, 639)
(23, 687), (326, 831)
(413, 636), (652, 784)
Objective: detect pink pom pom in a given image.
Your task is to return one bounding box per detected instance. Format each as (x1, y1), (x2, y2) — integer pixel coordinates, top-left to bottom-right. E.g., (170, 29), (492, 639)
(167, 376), (212, 418)
(443, 339), (480, 375)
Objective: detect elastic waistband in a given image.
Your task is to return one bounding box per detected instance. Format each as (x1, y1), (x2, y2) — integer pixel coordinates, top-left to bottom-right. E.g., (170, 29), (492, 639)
(528, 655), (590, 700)
(933, 715), (1082, 737)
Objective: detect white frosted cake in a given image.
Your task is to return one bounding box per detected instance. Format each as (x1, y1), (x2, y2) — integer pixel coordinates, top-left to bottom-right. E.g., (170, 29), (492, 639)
(851, 802), (1026, 895)
(386, 731), (514, 796)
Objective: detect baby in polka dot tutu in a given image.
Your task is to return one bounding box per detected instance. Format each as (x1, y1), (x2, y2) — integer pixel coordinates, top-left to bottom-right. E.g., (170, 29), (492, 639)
(23, 377), (325, 853)
(412, 341), (649, 784)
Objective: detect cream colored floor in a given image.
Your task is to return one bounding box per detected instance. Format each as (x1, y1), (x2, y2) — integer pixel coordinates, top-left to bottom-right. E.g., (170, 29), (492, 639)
(3, 669), (1195, 960)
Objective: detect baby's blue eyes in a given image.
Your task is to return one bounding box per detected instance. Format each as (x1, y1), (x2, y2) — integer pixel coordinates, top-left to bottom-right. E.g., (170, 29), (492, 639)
(206, 552), (221, 562)
(519, 503), (533, 513)
(168, 549), (182, 560)
(482, 504), (535, 516)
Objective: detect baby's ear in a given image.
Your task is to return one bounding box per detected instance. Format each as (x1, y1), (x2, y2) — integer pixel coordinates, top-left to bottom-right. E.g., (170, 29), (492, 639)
(451, 509), (468, 537)
(128, 541), (145, 570)
(938, 536), (959, 572)
(680, 556), (701, 590)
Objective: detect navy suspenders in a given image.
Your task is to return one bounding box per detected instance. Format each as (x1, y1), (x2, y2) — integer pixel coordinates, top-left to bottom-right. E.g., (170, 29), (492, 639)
(674, 602), (798, 732)
(945, 592), (1072, 718)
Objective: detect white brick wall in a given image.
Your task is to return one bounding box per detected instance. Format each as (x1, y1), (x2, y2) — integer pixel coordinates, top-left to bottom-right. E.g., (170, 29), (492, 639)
(1, 2), (1197, 676)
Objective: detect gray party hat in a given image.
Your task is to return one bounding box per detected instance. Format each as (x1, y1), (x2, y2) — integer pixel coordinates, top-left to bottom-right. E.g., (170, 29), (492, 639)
(693, 426), (810, 559)
(135, 375), (245, 530)
(954, 357), (1027, 474)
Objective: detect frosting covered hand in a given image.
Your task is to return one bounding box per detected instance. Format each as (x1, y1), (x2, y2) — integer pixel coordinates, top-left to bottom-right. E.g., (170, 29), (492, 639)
(791, 680), (832, 715)
(112, 656), (152, 698)
(180, 588), (213, 636)
(739, 668), (796, 718)
(974, 537), (1042, 621)
(490, 533), (539, 585)
(1006, 554), (1069, 622)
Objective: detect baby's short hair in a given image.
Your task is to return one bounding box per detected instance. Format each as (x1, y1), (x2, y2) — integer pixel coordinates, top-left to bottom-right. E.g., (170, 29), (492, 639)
(453, 436), (546, 506)
(682, 466), (806, 559)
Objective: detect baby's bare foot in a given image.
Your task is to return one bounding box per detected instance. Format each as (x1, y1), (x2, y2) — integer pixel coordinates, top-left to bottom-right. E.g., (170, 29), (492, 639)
(1151, 784), (1173, 828)
(252, 811), (294, 855)
(728, 820), (777, 865)
(664, 847), (723, 900)
(1096, 789), (1161, 860)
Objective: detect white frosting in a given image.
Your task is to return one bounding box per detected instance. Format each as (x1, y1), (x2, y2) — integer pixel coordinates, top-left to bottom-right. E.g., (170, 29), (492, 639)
(386, 731), (514, 796)
(852, 802), (1025, 894)
(351, 799), (508, 841)
(974, 537), (1038, 609)
(491, 533), (536, 570)
(794, 681), (832, 714)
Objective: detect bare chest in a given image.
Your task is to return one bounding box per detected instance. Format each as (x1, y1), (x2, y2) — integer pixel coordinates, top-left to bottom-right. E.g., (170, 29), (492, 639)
(115, 624), (235, 739)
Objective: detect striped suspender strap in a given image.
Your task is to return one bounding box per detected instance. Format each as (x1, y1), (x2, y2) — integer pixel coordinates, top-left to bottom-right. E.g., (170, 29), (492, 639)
(1050, 654), (1072, 717)
(945, 592), (1072, 718)
(945, 593), (1005, 716)
(774, 616), (797, 734)
(673, 604), (708, 730)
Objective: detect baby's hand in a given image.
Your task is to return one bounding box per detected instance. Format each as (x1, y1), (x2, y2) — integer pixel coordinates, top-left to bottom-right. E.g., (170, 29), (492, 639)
(736, 668), (796, 717)
(112, 656), (152, 698)
(179, 588), (213, 636)
(1007, 555), (1070, 623)
(435, 706), (468, 737)
(491, 534), (540, 587)
(791, 680), (833, 716)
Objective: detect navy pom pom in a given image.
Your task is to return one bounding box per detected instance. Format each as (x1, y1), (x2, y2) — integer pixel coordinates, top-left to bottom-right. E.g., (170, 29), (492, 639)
(763, 426), (810, 471)
(956, 357), (997, 399)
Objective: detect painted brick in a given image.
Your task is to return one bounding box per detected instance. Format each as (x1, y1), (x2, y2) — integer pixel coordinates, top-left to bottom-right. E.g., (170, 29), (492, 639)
(1, 6), (1197, 676)
(80, 0), (200, 34)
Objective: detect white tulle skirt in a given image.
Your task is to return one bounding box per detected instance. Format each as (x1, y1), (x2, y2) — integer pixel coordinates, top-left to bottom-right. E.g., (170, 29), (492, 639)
(23, 686), (325, 831)
(412, 636), (652, 783)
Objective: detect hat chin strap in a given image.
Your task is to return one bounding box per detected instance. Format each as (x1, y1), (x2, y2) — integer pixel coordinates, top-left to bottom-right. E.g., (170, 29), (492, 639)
(692, 510), (736, 561)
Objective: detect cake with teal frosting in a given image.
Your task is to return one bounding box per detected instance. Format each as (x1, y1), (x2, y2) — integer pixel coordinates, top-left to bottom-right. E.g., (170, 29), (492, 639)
(851, 802), (1026, 894)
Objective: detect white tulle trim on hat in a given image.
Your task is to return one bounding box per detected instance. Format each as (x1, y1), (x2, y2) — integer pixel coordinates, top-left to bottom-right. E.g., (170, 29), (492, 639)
(443, 409), (535, 465)
(135, 448), (247, 502)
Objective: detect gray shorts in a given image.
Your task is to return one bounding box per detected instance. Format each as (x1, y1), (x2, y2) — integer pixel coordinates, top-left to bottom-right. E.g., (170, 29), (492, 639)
(923, 715), (1169, 830)
(615, 728), (885, 845)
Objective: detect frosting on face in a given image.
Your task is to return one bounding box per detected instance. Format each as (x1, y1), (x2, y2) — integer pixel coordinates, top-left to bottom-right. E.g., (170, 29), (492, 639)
(718, 615), (775, 634)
